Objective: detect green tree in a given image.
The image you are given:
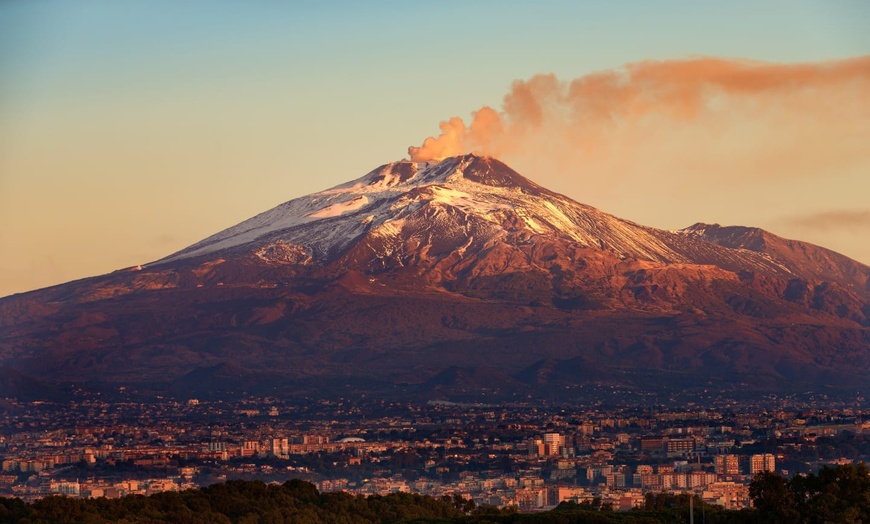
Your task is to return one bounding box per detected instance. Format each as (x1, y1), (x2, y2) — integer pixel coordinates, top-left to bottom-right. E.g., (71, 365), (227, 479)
(749, 470), (799, 523)
(750, 463), (870, 524)
(801, 463), (870, 523)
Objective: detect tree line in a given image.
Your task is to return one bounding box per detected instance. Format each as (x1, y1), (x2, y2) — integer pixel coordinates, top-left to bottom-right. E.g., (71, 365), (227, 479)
(0, 463), (866, 523)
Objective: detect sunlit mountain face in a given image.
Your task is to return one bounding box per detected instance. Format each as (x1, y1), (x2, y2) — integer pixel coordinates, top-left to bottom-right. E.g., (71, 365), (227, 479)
(1, 155), (868, 402)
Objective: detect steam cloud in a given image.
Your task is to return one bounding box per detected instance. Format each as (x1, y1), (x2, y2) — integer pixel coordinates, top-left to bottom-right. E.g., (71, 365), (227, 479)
(407, 56), (870, 163)
(407, 55), (870, 264)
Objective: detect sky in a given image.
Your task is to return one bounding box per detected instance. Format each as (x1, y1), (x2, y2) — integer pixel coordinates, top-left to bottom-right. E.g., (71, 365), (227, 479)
(1, 0), (869, 297)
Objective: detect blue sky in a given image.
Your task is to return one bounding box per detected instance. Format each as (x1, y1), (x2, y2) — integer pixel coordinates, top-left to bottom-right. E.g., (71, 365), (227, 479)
(1, 0), (869, 296)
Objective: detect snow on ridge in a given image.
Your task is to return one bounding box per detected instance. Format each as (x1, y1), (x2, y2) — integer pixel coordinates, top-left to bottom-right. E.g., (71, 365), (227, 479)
(155, 156), (749, 268)
(308, 196), (369, 218)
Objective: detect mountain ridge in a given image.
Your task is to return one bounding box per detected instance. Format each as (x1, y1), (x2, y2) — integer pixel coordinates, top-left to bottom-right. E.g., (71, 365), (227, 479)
(150, 154), (869, 295)
(0, 155), (868, 402)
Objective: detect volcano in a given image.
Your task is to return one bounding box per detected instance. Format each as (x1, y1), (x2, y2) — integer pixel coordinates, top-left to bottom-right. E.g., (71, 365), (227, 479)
(1, 155), (868, 401)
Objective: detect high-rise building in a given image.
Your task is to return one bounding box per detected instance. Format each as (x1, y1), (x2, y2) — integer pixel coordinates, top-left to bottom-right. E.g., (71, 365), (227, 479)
(528, 437), (545, 457)
(271, 437), (289, 459)
(241, 440), (260, 457)
(666, 437), (695, 454)
(543, 433), (564, 456)
(715, 454), (740, 475)
(640, 436), (665, 452)
(750, 454), (775, 475)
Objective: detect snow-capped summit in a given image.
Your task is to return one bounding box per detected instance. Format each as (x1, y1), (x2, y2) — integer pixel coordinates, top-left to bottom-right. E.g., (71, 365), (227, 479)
(158, 154), (683, 267)
(2, 154), (868, 403)
(156, 155), (866, 291)
(159, 155), (558, 264)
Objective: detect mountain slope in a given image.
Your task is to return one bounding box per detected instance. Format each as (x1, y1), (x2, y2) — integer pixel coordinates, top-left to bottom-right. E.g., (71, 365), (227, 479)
(1, 155), (868, 401)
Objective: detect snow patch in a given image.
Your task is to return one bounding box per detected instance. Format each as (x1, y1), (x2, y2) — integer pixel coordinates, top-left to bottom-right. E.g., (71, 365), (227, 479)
(157, 156), (769, 271)
(308, 196), (369, 218)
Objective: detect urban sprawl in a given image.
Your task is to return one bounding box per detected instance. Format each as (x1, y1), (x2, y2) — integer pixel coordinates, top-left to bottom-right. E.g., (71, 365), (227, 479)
(1, 390), (868, 512)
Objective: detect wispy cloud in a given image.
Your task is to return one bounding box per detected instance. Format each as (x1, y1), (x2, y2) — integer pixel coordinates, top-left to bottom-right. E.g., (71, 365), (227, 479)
(773, 209), (870, 264)
(780, 210), (870, 231)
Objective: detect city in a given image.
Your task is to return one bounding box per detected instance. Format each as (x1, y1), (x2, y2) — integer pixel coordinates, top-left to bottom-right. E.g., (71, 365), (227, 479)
(2, 390), (867, 513)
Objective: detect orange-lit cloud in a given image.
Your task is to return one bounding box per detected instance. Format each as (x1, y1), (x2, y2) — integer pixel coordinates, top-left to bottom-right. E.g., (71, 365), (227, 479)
(782, 209), (870, 231)
(407, 56), (870, 265)
(408, 117), (465, 162)
(774, 209), (870, 267)
(407, 55), (870, 164)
